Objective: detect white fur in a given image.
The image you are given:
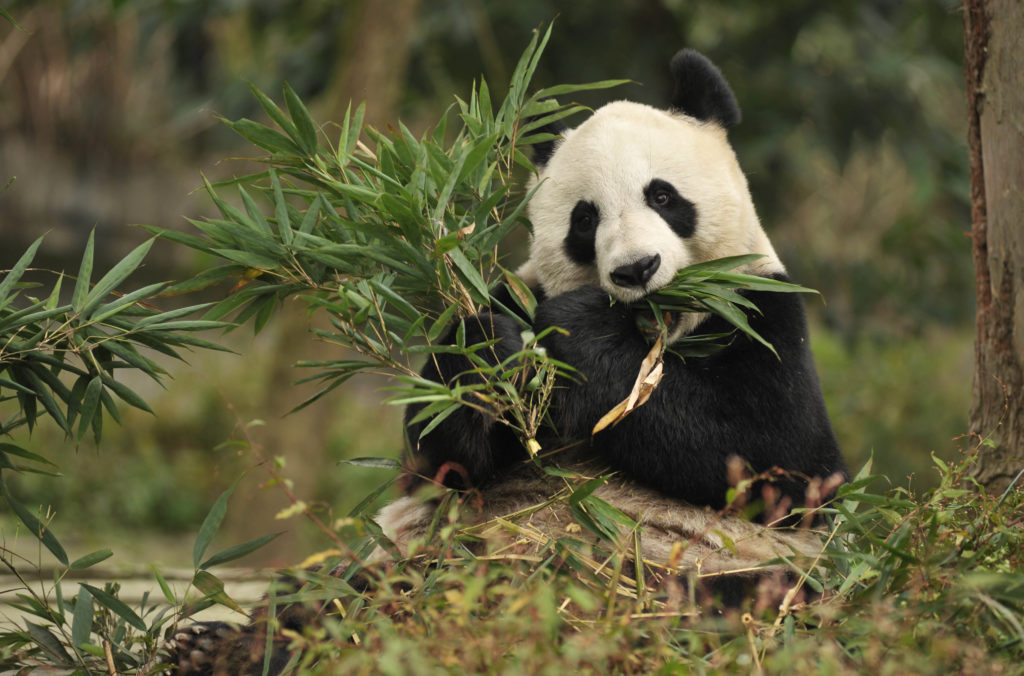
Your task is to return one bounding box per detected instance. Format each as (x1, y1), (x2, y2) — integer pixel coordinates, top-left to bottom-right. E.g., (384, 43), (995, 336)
(524, 101), (784, 309)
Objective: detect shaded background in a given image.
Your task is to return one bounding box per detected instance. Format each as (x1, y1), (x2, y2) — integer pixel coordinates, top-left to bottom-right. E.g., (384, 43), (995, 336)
(0, 0), (971, 566)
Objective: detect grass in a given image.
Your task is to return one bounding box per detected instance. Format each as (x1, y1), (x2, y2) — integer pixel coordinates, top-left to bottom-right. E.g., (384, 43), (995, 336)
(161, 444), (1024, 675)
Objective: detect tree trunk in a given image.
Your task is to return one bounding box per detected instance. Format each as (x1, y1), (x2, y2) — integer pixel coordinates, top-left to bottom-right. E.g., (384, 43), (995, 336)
(329, 0), (422, 127)
(964, 0), (1024, 492)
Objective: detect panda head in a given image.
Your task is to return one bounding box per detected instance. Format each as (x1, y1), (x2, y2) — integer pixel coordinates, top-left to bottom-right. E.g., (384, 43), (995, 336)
(522, 49), (784, 305)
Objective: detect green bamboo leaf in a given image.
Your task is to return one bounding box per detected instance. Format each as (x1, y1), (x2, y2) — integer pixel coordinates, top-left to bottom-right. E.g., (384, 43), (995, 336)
(532, 79), (632, 100)
(26, 622), (74, 665)
(139, 224), (215, 254)
(1, 477), (68, 565)
(193, 477), (243, 568)
(88, 281), (167, 324)
(0, 236), (43, 304)
(80, 238), (155, 319)
(283, 81), (319, 153)
(21, 366), (69, 434)
(1, 8), (28, 32)
(152, 565), (176, 604)
(238, 185), (272, 234)
(71, 585), (94, 653)
(202, 175), (260, 233)
(101, 340), (165, 379)
(76, 376), (103, 441)
(297, 193), (322, 236)
(700, 296), (777, 357)
(329, 182), (380, 203)
(99, 374), (153, 414)
(132, 302), (215, 329)
(417, 402), (461, 438)
(43, 274), (64, 313)
(345, 102), (365, 157)
(0, 442), (58, 467)
(80, 583), (146, 631)
(269, 169), (293, 246)
(200, 532), (281, 570)
(70, 549), (113, 570)
(72, 231), (95, 313)
(211, 248), (281, 270)
(343, 457), (403, 470)
(192, 570), (245, 615)
(447, 247), (490, 302)
(248, 83), (301, 141)
(224, 118), (301, 155)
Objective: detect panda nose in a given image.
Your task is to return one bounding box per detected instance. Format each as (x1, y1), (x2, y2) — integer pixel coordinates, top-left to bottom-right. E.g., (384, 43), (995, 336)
(610, 254), (661, 288)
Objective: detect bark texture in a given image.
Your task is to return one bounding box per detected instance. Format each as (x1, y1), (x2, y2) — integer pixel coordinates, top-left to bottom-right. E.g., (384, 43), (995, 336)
(964, 0), (1024, 491)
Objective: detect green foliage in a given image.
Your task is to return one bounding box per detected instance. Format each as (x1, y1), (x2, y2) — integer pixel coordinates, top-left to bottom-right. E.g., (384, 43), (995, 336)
(2, 449), (1021, 673)
(272, 456), (1024, 674)
(645, 254), (816, 358)
(0, 232), (231, 563)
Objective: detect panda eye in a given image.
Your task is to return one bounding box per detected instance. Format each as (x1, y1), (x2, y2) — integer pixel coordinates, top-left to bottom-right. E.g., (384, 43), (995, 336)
(570, 201), (599, 234)
(653, 190), (671, 207)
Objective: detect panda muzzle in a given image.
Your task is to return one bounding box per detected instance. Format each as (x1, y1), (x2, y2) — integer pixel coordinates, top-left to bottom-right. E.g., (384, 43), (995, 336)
(610, 254), (661, 289)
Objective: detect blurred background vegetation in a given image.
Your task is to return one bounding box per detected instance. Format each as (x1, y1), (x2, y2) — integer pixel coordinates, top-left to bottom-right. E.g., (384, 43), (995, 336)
(0, 0), (971, 566)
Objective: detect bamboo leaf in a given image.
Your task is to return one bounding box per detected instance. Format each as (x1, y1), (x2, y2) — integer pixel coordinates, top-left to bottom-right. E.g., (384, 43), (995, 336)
(283, 81), (319, 153)
(224, 118), (301, 155)
(192, 570), (245, 615)
(200, 533), (281, 570)
(249, 83), (301, 141)
(21, 366), (69, 434)
(71, 585), (94, 653)
(193, 477), (243, 568)
(0, 442), (58, 467)
(0, 236), (43, 304)
(99, 375), (153, 414)
(343, 457), (403, 470)
(1, 477), (68, 564)
(80, 583), (146, 631)
(26, 622), (74, 665)
(270, 169), (293, 245)
(72, 231), (95, 313)
(152, 565), (176, 604)
(70, 549), (113, 570)
(80, 238), (155, 319)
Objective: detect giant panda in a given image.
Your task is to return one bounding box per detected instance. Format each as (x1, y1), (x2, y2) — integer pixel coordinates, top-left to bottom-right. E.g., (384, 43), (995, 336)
(403, 48), (847, 517)
(168, 50), (846, 676)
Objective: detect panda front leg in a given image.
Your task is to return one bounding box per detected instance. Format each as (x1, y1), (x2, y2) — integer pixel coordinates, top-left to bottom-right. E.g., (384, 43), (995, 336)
(533, 285), (656, 438)
(533, 284), (739, 507)
(405, 311), (528, 490)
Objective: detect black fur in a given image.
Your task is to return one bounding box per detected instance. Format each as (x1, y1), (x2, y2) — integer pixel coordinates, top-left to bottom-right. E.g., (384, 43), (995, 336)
(532, 278), (845, 510)
(404, 311), (527, 488)
(564, 200), (600, 264)
(669, 49), (741, 128)
(644, 179), (697, 238)
(405, 277), (845, 510)
(525, 119), (567, 168)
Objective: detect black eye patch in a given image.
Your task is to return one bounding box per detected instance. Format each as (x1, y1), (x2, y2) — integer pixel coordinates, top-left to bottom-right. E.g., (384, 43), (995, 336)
(564, 200), (599, 264)
(644, 179), (697, 238)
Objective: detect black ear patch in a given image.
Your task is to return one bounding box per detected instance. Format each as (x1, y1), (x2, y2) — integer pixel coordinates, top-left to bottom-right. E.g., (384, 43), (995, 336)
(524, 119), (567, 167)
(669, 49), (741, 128)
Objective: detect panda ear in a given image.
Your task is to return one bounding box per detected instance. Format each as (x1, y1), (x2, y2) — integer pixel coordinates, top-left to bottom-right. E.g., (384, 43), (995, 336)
(523, 119), (567, 167)
(668, 49), (741, 128)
